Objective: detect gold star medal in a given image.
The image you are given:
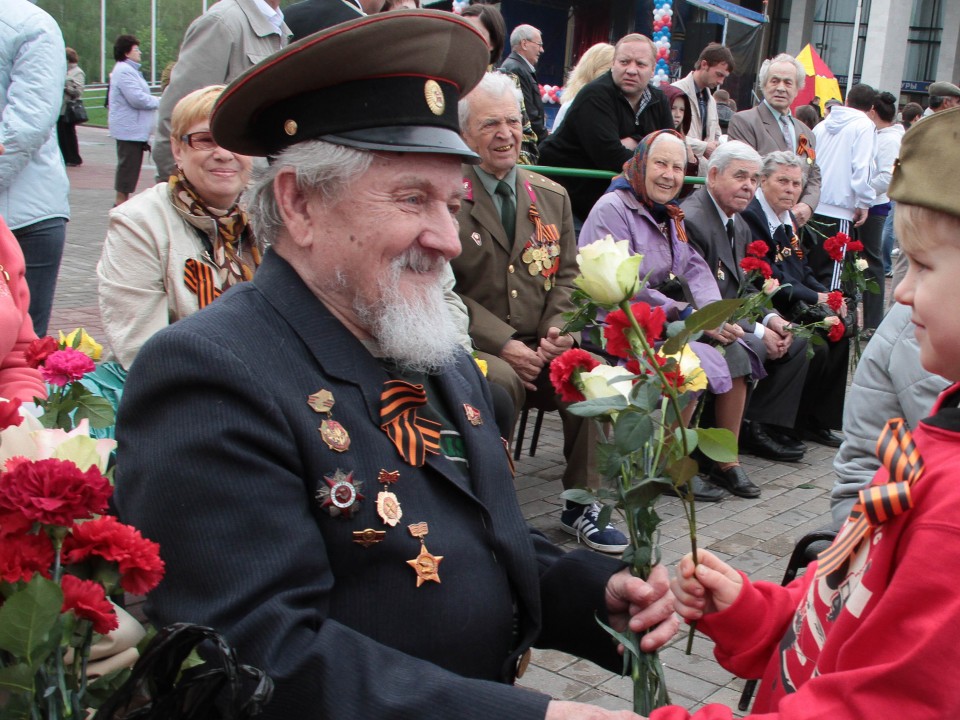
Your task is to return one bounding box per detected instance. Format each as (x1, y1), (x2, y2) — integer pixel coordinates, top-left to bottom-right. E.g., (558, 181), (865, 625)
(376, 469), (403, 527)
(406, 522), (443, 587)
(316, 469), (364, 519)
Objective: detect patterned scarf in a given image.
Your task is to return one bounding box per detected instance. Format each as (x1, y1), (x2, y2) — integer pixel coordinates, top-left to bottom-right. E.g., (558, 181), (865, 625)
(622, 129), (689, 243)
(169, 171), (261, 291)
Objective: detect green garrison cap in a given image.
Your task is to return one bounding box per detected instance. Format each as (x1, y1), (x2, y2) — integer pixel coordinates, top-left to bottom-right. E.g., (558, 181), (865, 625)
(211, 10), (488, 159)
(928, 81), (960, 98)
(889, 106), (960, 219)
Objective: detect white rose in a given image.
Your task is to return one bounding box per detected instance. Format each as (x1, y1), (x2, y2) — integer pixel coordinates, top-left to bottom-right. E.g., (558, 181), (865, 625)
(580, 364), (635, 402)
(855, 258), (869, 271)
(762, 278), (780, 295)
(574, 235), (643, 307)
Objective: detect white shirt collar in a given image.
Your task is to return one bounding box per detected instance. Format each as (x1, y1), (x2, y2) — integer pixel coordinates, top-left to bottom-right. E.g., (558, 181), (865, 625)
(251, 0), (285, 30)
(707, 190), (734, 227)
(756, 188), (792, 237)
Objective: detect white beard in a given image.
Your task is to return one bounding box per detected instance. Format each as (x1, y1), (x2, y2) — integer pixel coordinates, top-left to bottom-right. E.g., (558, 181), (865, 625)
(354, 249), (459, 374)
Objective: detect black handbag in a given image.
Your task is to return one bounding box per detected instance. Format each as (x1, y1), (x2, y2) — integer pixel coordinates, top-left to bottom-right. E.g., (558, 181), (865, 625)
(789, 298), (856, 339)
(66, 98), (88, 124)
(95, 624), (274, 720)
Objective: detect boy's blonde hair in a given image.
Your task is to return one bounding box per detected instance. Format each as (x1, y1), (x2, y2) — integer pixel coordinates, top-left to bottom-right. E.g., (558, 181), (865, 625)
(170, 85), (226, 142)
(895, 203), (960, 255)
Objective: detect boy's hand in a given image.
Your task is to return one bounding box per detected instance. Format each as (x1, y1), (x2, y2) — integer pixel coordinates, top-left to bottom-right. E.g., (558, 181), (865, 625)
(671, 550), (743, 620)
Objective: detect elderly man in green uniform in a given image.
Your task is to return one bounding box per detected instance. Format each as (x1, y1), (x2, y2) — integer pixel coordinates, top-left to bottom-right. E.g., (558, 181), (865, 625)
(451, 71), (629, 553)
(115, 11), (677, 720)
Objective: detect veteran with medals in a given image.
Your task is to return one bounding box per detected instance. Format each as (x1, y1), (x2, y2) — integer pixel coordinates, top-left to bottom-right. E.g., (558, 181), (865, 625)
(114, 12), (676, 720)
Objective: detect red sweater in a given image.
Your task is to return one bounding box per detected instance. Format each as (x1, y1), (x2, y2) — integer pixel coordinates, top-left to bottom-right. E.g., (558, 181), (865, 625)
(652, 383), (960, 719)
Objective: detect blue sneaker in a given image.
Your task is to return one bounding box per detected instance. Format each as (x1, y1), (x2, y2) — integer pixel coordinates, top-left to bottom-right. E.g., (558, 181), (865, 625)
(560, 503), (628, 554)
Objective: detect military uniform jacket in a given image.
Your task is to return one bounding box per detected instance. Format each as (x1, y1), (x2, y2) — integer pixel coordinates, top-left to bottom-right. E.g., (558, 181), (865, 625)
(452, 166), (578, 353)
(114, 250), (623, 720)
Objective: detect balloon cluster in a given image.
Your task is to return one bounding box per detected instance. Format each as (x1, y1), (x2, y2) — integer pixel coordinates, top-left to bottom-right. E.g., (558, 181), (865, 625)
(651, 0), (674, 86)
(452, 0), (469, 14)
(539, 84), (562, 105)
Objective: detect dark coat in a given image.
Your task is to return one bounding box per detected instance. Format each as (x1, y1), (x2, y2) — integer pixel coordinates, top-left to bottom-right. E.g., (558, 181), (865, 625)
(499, 51), (546, 143)
(114, 250), (624, 720)
(538, 71), (674, 220)
(285, 0), (362, 40)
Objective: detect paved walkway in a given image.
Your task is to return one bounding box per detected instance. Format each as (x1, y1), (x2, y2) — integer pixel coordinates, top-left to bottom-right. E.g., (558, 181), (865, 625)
(57, 125), (842, 717)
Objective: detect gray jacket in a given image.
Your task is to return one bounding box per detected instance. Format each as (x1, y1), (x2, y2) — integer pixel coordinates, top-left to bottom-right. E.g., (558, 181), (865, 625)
(830, 302), (951, 526)
(152, 0), (290, 179)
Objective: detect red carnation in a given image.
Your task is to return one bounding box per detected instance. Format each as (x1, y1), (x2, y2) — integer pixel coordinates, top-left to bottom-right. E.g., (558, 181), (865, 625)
(0, 398), (22, 431)
(739, 257), (773, 279)
(0, 458), (112, 527)
(603, 303), (667, 359)
(39, 349), (95, 387)
(549, 349), (600, 403)
(846, 240), (864, 253)
(24, 336), (59, 369)
(61, 574), (118, 635)
(826, 291), (844, 312)
(0, 532), (54, 583)
(0, 508), (32, 538)
(823, 234), (846, 263)
(64, 516), (165, 595)
(827, 320), (846, 343)
(746, 240), (769, 258)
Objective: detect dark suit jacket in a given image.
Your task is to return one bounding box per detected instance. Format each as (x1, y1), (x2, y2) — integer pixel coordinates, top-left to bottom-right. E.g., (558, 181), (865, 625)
(500, 52), (546, 142)
(452, 166), (578, 352)
(285, 0), (362, 39)
(728, 102), (822, 213)
(115, 250), (623, 720)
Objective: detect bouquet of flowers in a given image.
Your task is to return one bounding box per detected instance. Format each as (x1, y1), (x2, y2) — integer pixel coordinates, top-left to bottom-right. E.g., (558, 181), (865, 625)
(551, 237), (741, 715)
(731, 240), (782, 324)
(823, 231), (878, 362)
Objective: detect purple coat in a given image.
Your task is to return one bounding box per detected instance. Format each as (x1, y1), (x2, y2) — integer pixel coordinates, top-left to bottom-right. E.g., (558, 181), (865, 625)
(579, 187), (733, 393)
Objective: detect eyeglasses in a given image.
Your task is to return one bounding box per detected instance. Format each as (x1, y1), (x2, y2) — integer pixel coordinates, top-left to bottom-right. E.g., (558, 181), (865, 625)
(525, 39), (544, 48)
(179, 131), (217, 151)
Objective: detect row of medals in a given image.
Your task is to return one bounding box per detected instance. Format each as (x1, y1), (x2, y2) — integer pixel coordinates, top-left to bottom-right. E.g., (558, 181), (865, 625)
(309, 388), (442, 587)
(521, 240), (560, 291)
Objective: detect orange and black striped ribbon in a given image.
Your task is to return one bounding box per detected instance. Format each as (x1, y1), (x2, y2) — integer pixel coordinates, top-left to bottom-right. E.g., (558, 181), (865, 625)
(796, 135), (817, 163)
(816, 418), (922, 578)
(380, 380), (441, 467)
(184, 258), (222, 309)
(529, 202), (560, 244)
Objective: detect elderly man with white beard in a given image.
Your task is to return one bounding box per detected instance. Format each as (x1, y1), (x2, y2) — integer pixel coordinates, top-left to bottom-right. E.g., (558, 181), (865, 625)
(113, 12), (677, 720)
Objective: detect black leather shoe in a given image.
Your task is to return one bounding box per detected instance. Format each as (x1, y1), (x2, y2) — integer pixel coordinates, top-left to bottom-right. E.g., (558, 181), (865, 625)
(803, 427), (843, 448)
(678, 475), (727, 502)
(765, 426), (807, 453)
(708, 464), (761, 498)
(740, 422), (804, 462)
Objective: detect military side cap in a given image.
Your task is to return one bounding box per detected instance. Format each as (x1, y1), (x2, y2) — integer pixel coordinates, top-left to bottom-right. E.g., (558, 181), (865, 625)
(211, 10), (488, 159)
(889, 106), (960, 219)
(928, 81), (960, 98)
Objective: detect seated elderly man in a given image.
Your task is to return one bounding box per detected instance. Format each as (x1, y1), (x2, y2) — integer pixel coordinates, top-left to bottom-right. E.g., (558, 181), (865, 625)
(682, 141), (810, 464)
(114, 12), (676, 720)
(452, 71), (627, 553)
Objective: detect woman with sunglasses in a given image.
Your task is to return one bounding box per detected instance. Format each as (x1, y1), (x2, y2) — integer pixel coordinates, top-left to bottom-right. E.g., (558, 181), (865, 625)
(98, 85), (259, 372)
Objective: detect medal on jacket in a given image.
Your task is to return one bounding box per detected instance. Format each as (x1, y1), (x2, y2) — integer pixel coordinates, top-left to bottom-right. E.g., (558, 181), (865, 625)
(376, 468), (403, 527)
(309, 388), (352, 452)
(463, 404), (483, 426)
(520, 182), (561, 291)
(316, 469), (364, 519)
(716, 262), (725, 282)
(406, 521), (443, 587)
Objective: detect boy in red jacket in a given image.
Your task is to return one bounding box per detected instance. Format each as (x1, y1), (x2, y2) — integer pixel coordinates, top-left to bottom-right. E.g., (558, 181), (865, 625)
(658, 107), (960, 720)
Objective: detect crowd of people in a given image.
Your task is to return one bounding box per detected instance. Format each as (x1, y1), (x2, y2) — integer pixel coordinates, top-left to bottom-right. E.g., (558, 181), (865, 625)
(2, 0), (960, 718)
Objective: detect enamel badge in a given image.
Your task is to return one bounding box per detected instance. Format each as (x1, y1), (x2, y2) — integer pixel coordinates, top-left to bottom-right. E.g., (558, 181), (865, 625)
(320, 419), (351, 452)
(353, 529), (386, 547)
(406, 521), (442, 587)
(463, 404), (482, 426)
(376, 468), (403, 527)
(316, 469), (364, 519)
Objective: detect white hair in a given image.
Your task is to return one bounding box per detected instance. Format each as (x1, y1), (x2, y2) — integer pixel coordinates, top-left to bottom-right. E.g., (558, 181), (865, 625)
(758, 53), (806, 91)
(649, 132), (686, 155)
(759, 150), (806, 178)
(458, 71), (523, 131)
(509, 24), (538, 48)
(707, 140), (762, 174)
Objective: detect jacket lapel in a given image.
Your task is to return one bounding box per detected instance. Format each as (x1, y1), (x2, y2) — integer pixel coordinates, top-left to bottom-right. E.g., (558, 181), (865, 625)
(467, 166), (512, 253)
(757, 103), (788, 151)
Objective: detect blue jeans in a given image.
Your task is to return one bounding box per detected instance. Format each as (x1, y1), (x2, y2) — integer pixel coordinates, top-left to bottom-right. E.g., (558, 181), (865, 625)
(882, 206), (896, 274)
(12, 217), (66, 336)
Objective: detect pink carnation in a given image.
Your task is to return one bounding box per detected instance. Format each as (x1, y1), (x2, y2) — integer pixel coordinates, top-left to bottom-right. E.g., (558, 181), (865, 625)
(39, 348), (95, 387)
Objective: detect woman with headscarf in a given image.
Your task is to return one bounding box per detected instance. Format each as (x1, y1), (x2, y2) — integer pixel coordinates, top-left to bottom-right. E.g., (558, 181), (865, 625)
(579, 129), (762, 501)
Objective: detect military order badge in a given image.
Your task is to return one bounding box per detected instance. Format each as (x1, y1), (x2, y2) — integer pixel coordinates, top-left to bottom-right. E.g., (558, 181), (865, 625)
(463, 404), (482, 426)
(376, 468), (403, 527)
(316, 469), (364, 519)
(406, 521), (443, 587)
(308, 388), (352, 452)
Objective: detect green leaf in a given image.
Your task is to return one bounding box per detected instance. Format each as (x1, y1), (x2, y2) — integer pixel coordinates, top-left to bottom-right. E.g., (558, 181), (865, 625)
(559, 489), (596, 506)
(595, 613), (641, 662)
(660, 328), (691, 356)
(595, 504), (613, 531)
(796, 483), (816, 489)
(672, 426), (698, 456)
(684, 299), (744, 334)
(566, 396), (629, 417)
(72, 394), (115, 429)
(667, 456), (699, 488)
(663, 319), (687, 339)
(624, 476), (673, 508)
(0, 577), (62, 665)
(614, 412), (653, 455)
(695, 427), (739, 463)
(628, 381), (661, 412)
(0, 663), (35, 694)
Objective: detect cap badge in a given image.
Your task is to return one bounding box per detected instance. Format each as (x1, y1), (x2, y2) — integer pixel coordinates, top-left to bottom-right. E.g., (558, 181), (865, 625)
(424, 79), (445, 116)
(284, 119), (298, 137)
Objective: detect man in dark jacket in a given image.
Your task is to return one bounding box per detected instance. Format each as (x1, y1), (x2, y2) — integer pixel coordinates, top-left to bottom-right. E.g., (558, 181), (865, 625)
(285, 0), (383, 40)
(538, 33), (673, 222)
(499, 24), (546, 143)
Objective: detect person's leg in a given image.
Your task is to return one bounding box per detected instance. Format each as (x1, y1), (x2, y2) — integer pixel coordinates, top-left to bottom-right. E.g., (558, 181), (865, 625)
(12, 218), (67, 336)
(58, 118), (82, 165)
(881, 207), (896, 276)
(114, 140), (144, 205)
(476, 351), (524, 439)
(859, 213), (886, 331)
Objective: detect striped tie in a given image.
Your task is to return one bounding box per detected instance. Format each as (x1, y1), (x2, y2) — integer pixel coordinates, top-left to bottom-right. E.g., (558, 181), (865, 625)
(380, 380), (441, 467)
(184, 258), (222, 309)
(816, 418), (923, 578)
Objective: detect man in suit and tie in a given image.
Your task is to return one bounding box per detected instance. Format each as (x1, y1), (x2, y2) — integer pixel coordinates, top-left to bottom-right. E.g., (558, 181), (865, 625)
(452, 71), (629, 553)
(499, 24), (547, 143)
(114, 13), (676, 720)
(727, 53), (821, 226)
(682, 141), (809, 463)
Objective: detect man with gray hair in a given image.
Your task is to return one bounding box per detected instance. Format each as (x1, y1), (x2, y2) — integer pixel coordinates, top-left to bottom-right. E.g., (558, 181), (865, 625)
(499, 24), (547, 143)
(728, 53), (821, 226)
(114, 13), (676, 720)
(682, 141), (810, 463)
(453, 71), (628, 553)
